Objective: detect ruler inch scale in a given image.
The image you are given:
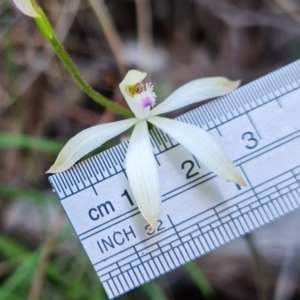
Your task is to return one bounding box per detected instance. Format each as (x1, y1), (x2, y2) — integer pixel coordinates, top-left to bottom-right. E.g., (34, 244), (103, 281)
(49, 60), (300, 299)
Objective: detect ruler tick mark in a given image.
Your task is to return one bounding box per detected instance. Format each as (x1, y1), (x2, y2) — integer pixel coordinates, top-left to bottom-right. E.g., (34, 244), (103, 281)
(276, 98), (282, 108)
(246, 112), (261, 139)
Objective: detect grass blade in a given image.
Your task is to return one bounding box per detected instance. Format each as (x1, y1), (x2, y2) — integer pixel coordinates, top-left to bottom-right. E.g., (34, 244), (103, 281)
(0, 184), (58, 205)
(184, 261), (214, 298)
(0, 132), (63, 154)
(142, 281), (168, 300)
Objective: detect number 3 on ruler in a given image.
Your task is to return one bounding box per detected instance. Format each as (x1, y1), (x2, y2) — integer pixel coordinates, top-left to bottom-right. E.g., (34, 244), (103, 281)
(242, 131), (258, 149)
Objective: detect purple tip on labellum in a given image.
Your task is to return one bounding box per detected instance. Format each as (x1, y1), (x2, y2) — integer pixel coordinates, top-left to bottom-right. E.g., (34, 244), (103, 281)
(141, 96), (155, 108)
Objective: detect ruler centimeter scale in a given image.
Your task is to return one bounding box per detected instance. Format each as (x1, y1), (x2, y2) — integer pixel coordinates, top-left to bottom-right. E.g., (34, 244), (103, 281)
(49, 60), (300, 299)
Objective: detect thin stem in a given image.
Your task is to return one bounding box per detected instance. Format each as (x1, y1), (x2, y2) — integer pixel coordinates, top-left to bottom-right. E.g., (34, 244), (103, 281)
(48, 36), (133, 117)
(28, 211), (65, 300)
(88, 0), (126, 77)
(33, 7), (133, 118)
(135, 0), (153, 74)
(244, 233), (268, 300)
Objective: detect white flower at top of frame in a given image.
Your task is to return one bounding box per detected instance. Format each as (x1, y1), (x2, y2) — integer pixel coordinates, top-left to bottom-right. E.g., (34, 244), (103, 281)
(47, 70), (246, 230)
(12, 0), (40, 17)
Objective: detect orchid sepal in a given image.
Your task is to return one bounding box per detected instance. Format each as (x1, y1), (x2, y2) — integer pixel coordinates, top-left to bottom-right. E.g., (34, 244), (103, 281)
(148, 116), (247, 187)
(47, 118), (138, 173)
(125, 120), (161, 230)
(150, 77), (240, 116)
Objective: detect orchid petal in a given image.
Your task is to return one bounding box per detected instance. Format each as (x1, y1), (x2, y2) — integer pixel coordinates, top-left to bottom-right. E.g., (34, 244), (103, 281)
(126, 120), (161, 230)
(12, 0), (40, 17)
(148, 116), (247, 186)
(47, 118), (138, 173)
(119, 70), (149, 119)
(150, 77), (240, 116)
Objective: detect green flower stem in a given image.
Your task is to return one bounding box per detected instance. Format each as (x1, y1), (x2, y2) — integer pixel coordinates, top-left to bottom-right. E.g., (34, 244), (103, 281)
(48, 37), (134, 118)
(33, 6), (134, 118)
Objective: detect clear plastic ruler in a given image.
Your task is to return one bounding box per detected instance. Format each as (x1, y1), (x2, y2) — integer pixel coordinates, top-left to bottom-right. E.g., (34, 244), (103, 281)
(49, 60), (300, 299)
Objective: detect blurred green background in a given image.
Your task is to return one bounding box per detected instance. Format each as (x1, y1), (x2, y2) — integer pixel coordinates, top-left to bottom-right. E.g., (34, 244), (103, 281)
(0, 0), (300, 299)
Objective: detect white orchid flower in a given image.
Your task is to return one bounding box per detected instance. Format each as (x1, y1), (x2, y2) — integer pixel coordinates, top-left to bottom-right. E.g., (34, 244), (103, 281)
(12, 0), (40, 18)
(47, 70), (246, 229)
